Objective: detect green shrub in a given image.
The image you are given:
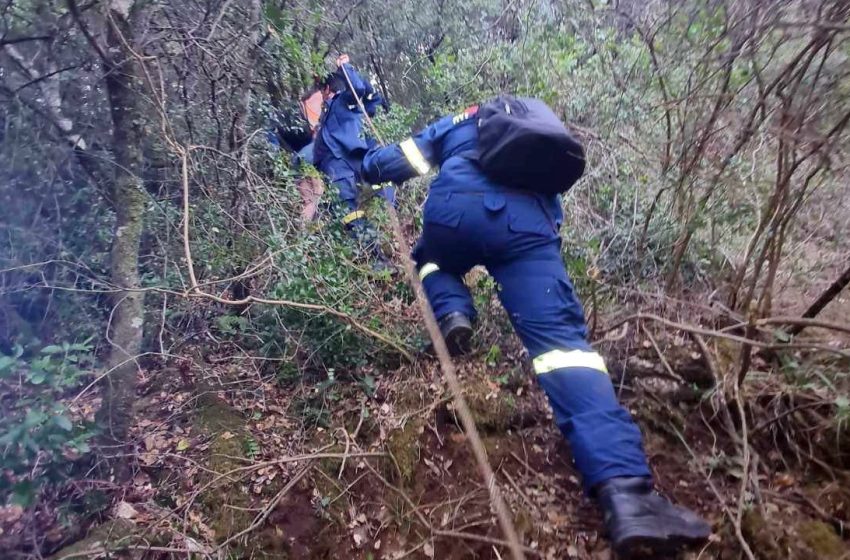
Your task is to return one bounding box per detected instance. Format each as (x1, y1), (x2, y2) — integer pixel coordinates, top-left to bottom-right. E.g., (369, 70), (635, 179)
(0, 341), (96, 507)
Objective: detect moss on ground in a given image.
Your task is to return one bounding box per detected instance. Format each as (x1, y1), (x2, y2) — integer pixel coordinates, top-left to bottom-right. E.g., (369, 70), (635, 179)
(798, 520), (845, 559)
(741, 509), (848, 559)
(47, 520), (142, 560)
(462, 376), (519, 433)
(193, 392), (254, 542)
(387, 417), (424, 483)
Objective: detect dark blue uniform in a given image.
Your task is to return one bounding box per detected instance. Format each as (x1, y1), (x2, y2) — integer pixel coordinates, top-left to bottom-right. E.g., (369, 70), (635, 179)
(361, 108), (651, 490)
(313, 64), (394, 228)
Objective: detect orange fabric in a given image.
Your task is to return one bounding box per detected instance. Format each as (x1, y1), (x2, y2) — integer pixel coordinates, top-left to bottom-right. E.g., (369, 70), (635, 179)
(300, 90), (324, 132)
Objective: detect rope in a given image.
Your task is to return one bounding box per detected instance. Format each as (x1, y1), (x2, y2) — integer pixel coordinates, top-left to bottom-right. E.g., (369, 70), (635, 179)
(339, 65), (526, 560)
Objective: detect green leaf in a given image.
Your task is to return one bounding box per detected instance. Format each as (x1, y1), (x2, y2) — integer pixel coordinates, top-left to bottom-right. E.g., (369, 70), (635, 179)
(28, 372), (46, 385)
(23, 410), (47, 430)
(0, 355), (17, 373)
(40, 345), (64, 355)
(11, 481), (36, 507)
(53, 415), (73, 431)
(773, 330), (791, 343)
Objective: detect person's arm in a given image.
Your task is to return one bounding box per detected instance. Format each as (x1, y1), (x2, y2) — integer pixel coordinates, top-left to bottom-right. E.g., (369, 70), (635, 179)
(361, 115), (454, 184)
(334, 54), (369, 101)
(363, 85), (386, 117)
(335, 54), (388, 116)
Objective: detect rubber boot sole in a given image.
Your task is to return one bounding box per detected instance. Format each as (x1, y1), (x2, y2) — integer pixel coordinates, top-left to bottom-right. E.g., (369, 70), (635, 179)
(613, 523), (711, 559)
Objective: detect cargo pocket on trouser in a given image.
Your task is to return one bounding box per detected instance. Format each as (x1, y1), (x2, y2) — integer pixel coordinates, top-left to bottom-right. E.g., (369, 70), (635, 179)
(489, 254), (589, 358)
(506, 195), (558, 238)
(423, 192), (465, 228)
(508, 212), (554, 237)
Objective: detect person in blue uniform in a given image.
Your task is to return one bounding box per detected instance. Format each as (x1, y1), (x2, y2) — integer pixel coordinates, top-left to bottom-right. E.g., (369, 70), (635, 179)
(358, 104), (711, 556)
(313, 54), (394, 267)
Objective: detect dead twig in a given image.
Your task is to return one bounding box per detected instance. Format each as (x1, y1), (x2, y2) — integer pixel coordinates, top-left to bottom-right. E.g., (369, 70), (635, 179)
(605, 313), (850, 357)
(673, 428), (756, 560)
(214, 463), (313, 552)
(640, 321), (686, 383)
(54, 545), (194, 560)
(433, 530), (541, 556)
(502, 470), (535, 511)
(691, 334), (740, 444)
(181, 450), (385, 515)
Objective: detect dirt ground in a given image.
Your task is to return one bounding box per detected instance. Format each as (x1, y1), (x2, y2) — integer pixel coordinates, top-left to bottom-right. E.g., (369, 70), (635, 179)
(26, 324), (849, 560)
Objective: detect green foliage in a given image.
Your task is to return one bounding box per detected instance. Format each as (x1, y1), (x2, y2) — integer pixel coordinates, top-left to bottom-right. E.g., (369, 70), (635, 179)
(243, 435), (261, 460)
(261, 207), (412, 370)
(0, 341), (96, 507)
(485, 344), (502, 367)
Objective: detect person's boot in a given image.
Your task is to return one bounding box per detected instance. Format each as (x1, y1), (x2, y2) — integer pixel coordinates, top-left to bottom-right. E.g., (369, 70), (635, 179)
(595, 477), (711, 558)
(425, 311), (473, 357)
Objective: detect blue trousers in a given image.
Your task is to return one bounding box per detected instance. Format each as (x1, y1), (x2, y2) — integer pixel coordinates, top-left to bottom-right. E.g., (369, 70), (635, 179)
(318, 157), (396, 231)
(413, 191), (651, 490)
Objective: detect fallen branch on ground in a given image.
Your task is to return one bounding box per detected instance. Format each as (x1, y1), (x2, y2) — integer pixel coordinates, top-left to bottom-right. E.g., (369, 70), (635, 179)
(180, 450), (386, 516)
(214, 463), (313, 552)
(602, 313), (850, 357)
(673, 428), (756, 560)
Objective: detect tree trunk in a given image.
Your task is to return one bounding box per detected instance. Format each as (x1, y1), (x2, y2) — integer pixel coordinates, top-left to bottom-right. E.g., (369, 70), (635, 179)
(95, 4), (147, 471)
(224, 0), (262, 306)
(788, 262), (850, 336)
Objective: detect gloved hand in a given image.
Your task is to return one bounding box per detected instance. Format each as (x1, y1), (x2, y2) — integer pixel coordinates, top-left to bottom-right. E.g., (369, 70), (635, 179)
(358, 182), (395, 205)
(358, 182), (384, 201)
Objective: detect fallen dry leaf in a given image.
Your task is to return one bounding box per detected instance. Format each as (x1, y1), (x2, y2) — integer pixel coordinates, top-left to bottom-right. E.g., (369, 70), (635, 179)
(0, 505), (23, 524)
(114, 501), (138, 520)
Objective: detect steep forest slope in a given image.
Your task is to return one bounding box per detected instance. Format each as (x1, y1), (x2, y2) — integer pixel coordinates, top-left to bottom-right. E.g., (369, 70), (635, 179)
(1, 1), (850, 559)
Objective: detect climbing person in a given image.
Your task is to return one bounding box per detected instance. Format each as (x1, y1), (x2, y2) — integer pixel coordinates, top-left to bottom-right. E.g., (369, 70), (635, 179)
(263, 93), (325, 225)
(313, 54), (394, 268)
(358, 96), (712, 557)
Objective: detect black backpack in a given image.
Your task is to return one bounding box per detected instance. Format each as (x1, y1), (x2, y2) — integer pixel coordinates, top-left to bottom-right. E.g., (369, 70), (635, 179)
(475, 95), (585, 195)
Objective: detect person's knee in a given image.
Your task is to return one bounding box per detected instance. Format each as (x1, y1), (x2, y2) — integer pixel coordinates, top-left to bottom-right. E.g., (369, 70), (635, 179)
(536, 365), (621, 415)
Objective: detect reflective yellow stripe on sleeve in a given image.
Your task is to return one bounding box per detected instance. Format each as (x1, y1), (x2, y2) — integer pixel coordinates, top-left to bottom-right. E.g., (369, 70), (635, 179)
(399, 138), (431, 175)
(418, 262), (440, 280)
(532, 349), (608, 375)
(341, 210), (365, 225)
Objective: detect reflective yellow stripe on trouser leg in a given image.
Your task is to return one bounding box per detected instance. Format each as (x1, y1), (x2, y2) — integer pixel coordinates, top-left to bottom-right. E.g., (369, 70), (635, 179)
(399, 138), (431, 175)
(532, 349), (609, 375)
(341, 210), (365, 225)
(418, 262), (440, 280)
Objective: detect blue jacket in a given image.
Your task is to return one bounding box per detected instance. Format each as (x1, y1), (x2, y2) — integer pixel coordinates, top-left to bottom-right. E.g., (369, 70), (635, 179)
(313, 64), (383, 174)
(361, 107), (563, 226)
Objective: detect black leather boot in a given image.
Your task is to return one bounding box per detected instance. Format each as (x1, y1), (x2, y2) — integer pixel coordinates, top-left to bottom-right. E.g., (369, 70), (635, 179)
(595, 477), (711, 558)
(424, 311), (472, 357)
